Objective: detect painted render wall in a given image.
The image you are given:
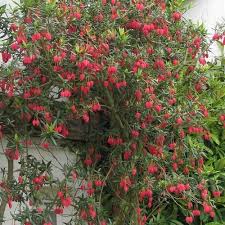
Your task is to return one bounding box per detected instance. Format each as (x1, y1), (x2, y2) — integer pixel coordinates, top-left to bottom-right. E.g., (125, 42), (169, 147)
(185, 0), (225, 33)
(184, 0), (225, 57)
(0, 138), (76, 225)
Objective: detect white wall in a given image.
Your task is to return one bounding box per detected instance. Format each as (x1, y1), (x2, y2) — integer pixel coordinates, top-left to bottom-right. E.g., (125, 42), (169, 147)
(0, 138), (76, 225)
(0, 0), (16, 7)
(185, 0), (225, 32)
(185, 0), (225, 57)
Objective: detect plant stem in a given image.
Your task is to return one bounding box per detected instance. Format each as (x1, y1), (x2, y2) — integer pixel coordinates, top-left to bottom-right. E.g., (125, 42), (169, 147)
(0, 159), (13, 225)
(104, 88), (129, 139)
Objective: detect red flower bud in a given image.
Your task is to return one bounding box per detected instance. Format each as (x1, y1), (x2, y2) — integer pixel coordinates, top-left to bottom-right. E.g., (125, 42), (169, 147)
(185, 216), (193, 224)
(172, 12), (182, 21)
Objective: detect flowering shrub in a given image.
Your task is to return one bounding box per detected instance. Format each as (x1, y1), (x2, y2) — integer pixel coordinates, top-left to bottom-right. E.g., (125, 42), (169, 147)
(193, 22), (225, 224)
(0, 0), (223, 224)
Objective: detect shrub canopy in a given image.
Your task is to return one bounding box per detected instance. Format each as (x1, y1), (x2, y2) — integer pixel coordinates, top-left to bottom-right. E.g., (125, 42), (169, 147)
(0, 0), (221, 225)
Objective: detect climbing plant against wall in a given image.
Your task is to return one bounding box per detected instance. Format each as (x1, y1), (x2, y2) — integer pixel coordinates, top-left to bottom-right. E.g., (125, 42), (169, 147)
(0, 0), (223, 224)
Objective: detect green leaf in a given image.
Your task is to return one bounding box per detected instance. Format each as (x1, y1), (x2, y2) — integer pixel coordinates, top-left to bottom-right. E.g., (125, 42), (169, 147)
(215, 158), (225, 170)
(0, 4), (6, 15)
(169, 220), (184, 225)
(50, 136), (57, 146)
(22, 0), (40, 8)
(211, 132), (220, 145)
(205, 222), (225, 225)
(215, 196), (225, 204)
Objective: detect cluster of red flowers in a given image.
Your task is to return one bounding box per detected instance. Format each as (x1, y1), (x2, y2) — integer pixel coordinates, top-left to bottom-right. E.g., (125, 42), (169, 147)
(4, 148), (20, 160)
(220, 114), (225, 128)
